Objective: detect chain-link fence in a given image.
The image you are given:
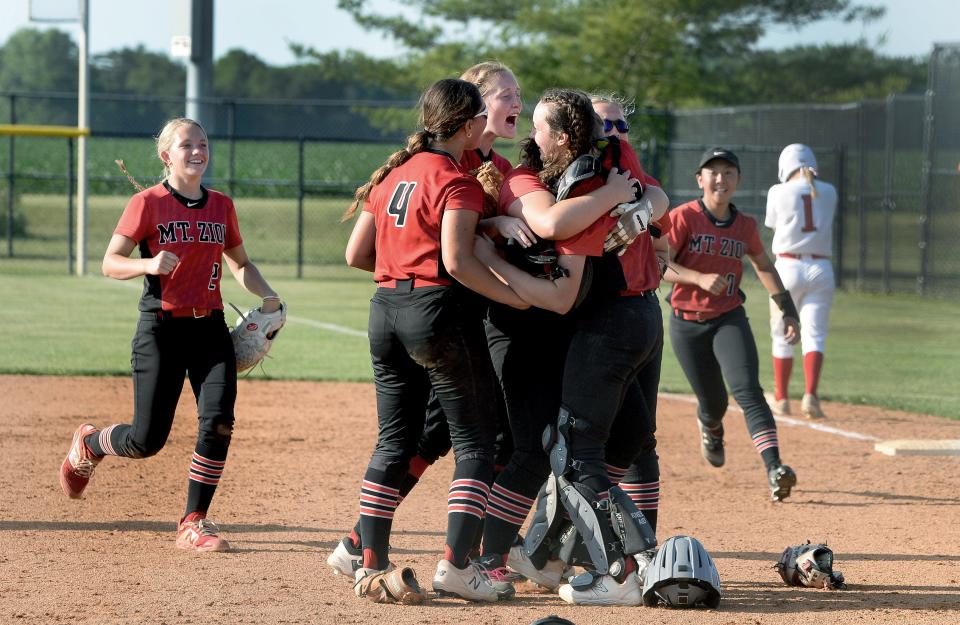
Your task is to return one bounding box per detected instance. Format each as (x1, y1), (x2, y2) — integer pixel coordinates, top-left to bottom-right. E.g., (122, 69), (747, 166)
(653, 45), (959, 298)
(0, 92), (416, 277)
(3, 52), (958, 295)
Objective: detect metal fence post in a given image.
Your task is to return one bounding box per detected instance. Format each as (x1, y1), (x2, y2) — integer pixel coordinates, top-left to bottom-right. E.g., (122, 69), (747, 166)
(917, 47), (938, 296)
(67, 137), (75, 275)
(5, 94), (15, 257)
(227, 100), (236, 197)
(835, 144), (846, 289)
(882, 94), (895, 293)
(297, 136), (305, 279)
(856, 102), (866, 289)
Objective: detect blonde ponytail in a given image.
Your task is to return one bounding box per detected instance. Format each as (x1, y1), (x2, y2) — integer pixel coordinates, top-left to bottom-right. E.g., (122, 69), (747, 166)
(803, 166), (818, 199)
(473, 161), (505, 219)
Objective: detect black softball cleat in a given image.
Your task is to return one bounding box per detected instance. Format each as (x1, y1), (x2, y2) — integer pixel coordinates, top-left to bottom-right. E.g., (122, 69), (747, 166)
(768, 463), (797, 502)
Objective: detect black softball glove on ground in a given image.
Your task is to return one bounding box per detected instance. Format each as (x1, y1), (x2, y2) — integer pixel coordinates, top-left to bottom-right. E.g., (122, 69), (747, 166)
(776, 541), (847, 589)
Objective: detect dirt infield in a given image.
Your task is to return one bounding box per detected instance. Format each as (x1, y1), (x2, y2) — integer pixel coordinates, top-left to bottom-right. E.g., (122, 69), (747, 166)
(3, 375), (959, 624)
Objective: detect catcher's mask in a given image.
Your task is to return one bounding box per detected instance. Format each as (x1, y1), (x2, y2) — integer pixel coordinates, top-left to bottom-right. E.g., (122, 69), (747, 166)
(642, 535), (721, 609)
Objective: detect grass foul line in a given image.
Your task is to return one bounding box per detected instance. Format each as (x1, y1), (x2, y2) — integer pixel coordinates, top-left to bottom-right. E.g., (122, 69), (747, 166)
(98, 277), (368, 337)
(285, 315), (367, 337)
(659, 392), (879, 442)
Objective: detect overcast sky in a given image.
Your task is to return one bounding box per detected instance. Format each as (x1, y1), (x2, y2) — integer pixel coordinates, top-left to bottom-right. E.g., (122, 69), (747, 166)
(2, 0), (957, 65)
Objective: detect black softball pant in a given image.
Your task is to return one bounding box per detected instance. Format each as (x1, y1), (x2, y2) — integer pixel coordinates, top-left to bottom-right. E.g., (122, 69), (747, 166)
(480, 305), (572, 555)
(563, 292), (663, 495)
(668, 305), (777, 436)
(108, 311), (237, 459)
(366, 286), (496, 472)
(363, 285), (497, 567)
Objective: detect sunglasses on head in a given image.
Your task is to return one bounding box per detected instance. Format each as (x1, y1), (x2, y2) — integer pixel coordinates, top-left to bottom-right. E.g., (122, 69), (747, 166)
(602, 118), (630, 134)
(474, 106), (489, 118)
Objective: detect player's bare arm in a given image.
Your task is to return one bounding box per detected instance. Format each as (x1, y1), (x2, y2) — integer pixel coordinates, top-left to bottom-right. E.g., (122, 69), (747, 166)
(478, 215), (537, 248)
(442, 208), (528, 309)
(507, 168), (637, 240)
(662, 247), (728, 295)
(102, 233), (178, 279)
(474, 236), (584, 314)
(749, 250), (800, 344)
(345, 211), (377, 271)
(223, 244), (281, 314)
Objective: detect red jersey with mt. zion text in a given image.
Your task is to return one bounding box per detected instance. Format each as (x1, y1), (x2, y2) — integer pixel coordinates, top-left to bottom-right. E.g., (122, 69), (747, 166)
(460, 147), (512, 176)
(114, 181), (242, 313)
(499, 141), (667, 295)
(363, 149), (484, 284)
(668, 199), (764, 315)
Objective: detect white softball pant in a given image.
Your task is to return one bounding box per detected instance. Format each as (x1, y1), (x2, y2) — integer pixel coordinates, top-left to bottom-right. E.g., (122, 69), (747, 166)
(770, 257), (835, 357)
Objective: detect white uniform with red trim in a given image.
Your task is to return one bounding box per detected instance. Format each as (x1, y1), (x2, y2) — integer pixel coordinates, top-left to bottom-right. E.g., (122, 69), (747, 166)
(765, 176), (837, 357)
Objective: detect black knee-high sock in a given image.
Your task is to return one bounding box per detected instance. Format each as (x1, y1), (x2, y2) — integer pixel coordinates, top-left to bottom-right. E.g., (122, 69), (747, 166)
(750, 426), (782, 469)
(622, 455), (661, 534)
(444, 456), (492, 568)
(349, 455), (433, 548)
(482, 469), (539, 558)
(184, 444), (228, 518)
(84, 424), (125, 457)
(358, 465), (404, 570)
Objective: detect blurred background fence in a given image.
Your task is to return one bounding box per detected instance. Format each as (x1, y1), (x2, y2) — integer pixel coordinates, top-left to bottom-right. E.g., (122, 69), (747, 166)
(2, 43), (958, 295)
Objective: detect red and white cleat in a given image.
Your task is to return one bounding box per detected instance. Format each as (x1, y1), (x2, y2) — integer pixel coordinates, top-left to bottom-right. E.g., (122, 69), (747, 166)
(176, 512), (231, 552)
(59, 423), (102, 499)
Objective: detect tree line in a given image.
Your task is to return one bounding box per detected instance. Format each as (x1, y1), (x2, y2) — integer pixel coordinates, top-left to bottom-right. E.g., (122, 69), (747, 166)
(0, 0), (928, 112)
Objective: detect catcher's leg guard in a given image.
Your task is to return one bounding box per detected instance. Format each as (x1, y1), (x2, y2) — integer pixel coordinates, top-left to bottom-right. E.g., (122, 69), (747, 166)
(607, 486), (657, 554)
(523, 474), (563, 569)
(556, 519), (594, 569)
(525, 405), (587, 563)
(556, 477), (626, 577)
(535, 405), (629, 578)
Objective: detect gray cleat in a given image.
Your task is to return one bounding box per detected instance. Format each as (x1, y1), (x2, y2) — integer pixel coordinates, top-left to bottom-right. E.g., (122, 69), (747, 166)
(698, 420), (725, 467)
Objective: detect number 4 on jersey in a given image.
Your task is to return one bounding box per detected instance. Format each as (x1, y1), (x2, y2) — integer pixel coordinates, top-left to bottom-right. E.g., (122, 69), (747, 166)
(387, 182), (417, 227)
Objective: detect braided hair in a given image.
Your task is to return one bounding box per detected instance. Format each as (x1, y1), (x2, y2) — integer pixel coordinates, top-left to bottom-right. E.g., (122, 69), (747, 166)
(519, 88), (601, 191)
(342, 78), (484, 221)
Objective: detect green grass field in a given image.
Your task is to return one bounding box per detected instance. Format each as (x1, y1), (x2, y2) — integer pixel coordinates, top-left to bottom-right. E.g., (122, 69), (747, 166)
(2, 269), (957, 419)
(8, 193), (357, 273)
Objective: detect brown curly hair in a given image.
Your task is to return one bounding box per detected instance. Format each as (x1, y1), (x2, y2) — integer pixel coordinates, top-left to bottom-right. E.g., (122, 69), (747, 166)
(341, 78), (484, 221)
(520, 88), (601, 191)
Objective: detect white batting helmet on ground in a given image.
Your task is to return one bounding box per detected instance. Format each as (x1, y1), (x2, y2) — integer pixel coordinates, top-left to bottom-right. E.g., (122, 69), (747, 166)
(641, 535), (722, 609)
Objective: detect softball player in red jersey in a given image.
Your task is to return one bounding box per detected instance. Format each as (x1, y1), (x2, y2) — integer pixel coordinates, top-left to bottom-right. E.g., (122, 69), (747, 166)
(590, 93), (668, 548)
(327, 63), (521, 581)
(766, 144), (837, 419)
(58, 118), (282, 552)
(342, 78), (527, 603)
(476, 90), (651, 583)
(474, 88), (670, 605)
(665, 147), (801, 502)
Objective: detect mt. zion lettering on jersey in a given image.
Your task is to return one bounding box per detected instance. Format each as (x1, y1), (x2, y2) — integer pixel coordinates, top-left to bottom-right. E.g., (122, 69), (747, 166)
(688, 234), (745, 259)
(156, 221), (226, 245)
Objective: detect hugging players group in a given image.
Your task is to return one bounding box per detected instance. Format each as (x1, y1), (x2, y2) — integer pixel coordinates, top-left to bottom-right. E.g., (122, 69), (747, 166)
(53, 43), (836, 605)
(327, 61), (827, 607)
